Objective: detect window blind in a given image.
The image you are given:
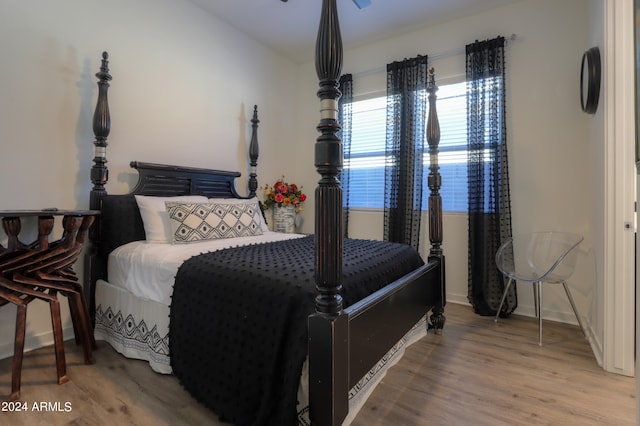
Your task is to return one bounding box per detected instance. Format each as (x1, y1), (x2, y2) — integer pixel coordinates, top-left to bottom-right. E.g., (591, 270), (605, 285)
(343, 81), (468, 212)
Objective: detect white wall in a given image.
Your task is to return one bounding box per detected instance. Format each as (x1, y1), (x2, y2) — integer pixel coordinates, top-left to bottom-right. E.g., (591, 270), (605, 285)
(0, 0), (297, 359)
(294, 0), (601, 337)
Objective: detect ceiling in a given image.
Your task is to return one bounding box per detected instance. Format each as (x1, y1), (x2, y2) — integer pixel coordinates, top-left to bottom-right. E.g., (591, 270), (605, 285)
(187, 0), (523, 63)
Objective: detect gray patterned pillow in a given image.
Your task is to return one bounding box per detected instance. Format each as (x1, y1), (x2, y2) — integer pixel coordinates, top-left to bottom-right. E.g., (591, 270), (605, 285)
(165, 202), (263, 243)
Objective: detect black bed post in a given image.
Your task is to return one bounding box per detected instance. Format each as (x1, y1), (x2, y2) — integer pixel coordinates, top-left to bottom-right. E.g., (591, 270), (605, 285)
(426, 67), (446, 331)
(86, 51), (112, 322)
(248, 105), (259, 198)
(308, 0), (348, 425)
(90, 52), (112, 214)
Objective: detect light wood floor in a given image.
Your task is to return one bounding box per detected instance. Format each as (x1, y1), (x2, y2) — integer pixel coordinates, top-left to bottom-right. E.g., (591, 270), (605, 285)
(0, 303), (634, 425)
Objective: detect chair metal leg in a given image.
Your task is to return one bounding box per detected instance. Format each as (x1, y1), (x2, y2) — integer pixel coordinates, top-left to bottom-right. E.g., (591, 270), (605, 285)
(533, 283), (539, 319)
(536, 281), (543, 346)
(494, 277), (514, 323)
(562, 281), (588, 340)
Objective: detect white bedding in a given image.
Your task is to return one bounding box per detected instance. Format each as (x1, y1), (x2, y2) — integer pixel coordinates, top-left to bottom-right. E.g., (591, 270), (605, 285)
(107, 230), (304, 305)
(96, 231), (430, 425)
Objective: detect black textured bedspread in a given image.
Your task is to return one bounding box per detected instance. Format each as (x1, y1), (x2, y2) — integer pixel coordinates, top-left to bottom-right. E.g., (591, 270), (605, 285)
(169, 235), (424, 426)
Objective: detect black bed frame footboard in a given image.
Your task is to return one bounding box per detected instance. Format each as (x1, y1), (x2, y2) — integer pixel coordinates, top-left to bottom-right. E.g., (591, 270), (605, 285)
(345, 261), (440, 387)
(309, 260), (441, 423)
(308, 1), (445, 424)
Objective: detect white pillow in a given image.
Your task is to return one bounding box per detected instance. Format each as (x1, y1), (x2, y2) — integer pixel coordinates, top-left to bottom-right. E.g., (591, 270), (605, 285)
(165, 201), (263, 243)
(134, 195), (208, 242)
(208, 197), (269, 232)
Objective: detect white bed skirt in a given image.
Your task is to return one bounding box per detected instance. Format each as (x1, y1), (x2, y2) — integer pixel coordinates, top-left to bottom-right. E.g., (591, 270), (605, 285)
(94, 279), (172, 374)
(94, 278), (429, 424)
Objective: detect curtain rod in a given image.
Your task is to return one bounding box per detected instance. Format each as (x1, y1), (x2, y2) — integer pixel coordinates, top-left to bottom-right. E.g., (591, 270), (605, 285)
(351, 34), (517, 79)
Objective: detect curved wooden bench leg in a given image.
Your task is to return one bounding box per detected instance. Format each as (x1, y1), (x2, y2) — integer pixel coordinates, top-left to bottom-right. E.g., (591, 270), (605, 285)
(58, 278), (97, 352)
(54, 290), (94, 362)
(68, 293), (94, 364)
(9, 304), (27, 401)
(66, 287), (96, 353)
(57, 279), (97, 352)
(66, 293), (82, 346)
(77, 293), (97, 351)
(48, 296), (68, 385)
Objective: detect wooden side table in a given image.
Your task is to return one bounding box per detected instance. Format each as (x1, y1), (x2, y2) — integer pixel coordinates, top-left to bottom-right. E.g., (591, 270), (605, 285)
(0, 209), (99, 401)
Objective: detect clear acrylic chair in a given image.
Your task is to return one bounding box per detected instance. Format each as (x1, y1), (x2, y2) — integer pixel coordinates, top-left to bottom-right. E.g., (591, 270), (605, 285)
(494, 231), (586, 345)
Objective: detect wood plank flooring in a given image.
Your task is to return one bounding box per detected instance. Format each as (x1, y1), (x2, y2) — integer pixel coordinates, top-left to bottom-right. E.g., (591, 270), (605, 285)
(0, 302), (634, 425)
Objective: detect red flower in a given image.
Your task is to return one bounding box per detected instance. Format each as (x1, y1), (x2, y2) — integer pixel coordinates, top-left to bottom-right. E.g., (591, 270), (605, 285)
(263, 176), (306, 212)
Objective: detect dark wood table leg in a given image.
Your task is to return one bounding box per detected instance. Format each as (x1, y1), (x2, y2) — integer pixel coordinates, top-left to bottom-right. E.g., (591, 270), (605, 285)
(10, 303), (27, 401)
(0, 289), (34, 402)
(47, 290), (68, 385)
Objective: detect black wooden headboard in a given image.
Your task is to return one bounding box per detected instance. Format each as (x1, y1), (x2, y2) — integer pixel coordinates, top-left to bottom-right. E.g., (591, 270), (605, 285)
(126, 161), (242, 197)
(98, 161), (244, 254)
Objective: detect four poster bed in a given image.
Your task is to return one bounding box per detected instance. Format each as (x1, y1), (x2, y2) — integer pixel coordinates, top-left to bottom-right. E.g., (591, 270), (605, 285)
(85, 1), (445, 425)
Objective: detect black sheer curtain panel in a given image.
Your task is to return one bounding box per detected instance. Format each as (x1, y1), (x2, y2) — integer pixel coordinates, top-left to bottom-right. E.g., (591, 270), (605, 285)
(466, 37), (515, 317)
(384, 55), (428, 250)
(338, 74), (353, 237)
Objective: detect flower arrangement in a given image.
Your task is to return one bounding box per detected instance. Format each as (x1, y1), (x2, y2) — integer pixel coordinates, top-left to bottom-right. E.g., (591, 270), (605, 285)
(263, 177), (307, 212)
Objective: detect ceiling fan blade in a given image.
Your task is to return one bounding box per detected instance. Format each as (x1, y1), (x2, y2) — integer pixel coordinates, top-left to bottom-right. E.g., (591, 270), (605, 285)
(352, 0), (372, 9)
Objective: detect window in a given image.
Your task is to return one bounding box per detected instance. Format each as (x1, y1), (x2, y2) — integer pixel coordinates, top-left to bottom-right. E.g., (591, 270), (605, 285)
(343, 81), (468, 212)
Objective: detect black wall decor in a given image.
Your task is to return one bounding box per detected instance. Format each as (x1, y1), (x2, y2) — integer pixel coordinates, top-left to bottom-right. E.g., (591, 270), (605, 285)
(580, 46), (601, 114)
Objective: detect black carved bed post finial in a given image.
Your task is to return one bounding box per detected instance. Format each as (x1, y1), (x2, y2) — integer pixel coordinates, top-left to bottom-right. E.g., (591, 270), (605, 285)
(426, 67), (446, 332)
(87, 51), (112, 324)
(90, 51), (112, 213)
(248, 105), (259, 198)
(308, 0), (349, 425)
